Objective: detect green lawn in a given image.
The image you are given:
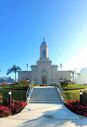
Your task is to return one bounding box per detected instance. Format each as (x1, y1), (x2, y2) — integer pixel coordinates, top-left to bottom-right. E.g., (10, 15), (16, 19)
(63, 84), (87, 90)
(62, 84), (87, 101)
(64, 90), (80, 101)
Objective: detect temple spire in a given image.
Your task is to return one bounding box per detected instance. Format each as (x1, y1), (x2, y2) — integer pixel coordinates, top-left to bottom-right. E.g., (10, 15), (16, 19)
(43, 37), (45, 42)
(40, 38), (48, 59)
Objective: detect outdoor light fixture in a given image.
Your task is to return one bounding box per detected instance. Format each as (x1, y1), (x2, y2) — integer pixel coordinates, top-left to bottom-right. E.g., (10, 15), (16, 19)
(80, 90), (83, 105)
(80, 90), (83, 95)
(27, 79), (29, 82)
(8, 91), (12, 105)
(27, 80), (29, 86)
(8, 91), (11, 95)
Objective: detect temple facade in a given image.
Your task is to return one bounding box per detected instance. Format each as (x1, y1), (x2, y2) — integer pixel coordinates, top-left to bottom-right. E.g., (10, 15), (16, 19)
(18, 39), (71, 84)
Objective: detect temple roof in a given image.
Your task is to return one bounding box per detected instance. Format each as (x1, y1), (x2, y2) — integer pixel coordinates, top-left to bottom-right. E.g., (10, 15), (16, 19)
(41, 38), (48, 47)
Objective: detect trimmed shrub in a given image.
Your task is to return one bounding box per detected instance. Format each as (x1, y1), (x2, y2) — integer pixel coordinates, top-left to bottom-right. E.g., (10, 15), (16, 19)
(9, 100), (27, 114)
(0, 105), (11, 117)
(19, 80), (29, 86)
(65, 100), (87, 117)
(0, 100), (27, 117)
(60, 80), (71, 88)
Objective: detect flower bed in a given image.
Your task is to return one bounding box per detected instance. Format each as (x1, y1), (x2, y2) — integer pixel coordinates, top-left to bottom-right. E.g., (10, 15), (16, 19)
(0, 105), (11, 117)
(65, 100), (87, 117)
(0, 100), (27, 117)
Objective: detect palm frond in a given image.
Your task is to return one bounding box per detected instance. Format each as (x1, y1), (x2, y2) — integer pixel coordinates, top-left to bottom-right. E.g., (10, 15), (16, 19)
(7, 65), (21, 75)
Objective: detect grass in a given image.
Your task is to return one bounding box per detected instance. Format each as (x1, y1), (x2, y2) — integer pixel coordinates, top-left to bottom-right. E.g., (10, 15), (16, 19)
(64, 90), (80, 101)
(63, 84), (87, 90)
(62, 83), (87, 101)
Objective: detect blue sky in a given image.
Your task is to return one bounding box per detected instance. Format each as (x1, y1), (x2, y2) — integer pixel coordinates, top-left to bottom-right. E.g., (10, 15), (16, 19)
(0, 0), (87, 78)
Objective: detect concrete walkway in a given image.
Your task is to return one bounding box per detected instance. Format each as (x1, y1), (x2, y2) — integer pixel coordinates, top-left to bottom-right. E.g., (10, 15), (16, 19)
(0, 86), (87, 127)
(0, 103), (87, 127)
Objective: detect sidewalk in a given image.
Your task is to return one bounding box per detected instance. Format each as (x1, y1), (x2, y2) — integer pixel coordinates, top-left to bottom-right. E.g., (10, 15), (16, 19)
(0, 103), (87, 127)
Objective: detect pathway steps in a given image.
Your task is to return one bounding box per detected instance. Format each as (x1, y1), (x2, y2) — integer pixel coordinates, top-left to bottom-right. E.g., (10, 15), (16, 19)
(28, 86), (61, 103)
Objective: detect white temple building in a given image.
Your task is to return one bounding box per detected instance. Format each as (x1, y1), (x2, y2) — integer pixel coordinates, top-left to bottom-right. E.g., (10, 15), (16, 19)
(18, 39), (71, 84)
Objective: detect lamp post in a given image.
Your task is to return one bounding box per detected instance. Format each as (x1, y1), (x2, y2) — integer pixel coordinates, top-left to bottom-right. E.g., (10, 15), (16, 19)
(26, 64), (28, 70)
(60, 63), (62, 81)
(80, 90), (83, 105)
(8, 91), (12, 105)
(27, 79), (29, 88)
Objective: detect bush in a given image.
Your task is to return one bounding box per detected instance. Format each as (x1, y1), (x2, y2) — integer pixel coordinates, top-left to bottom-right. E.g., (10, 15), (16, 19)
(65, 100), (87, 117)
(9, 100), (27, 114)
(60, 80), (71, 88)
(19, 80), (29, 86)
(0, 100), (27, 117)
(0, 105), (11, 117)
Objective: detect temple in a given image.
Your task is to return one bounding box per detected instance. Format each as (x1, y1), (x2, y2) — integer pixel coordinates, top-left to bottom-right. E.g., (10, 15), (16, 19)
(18, 39), (71, 84)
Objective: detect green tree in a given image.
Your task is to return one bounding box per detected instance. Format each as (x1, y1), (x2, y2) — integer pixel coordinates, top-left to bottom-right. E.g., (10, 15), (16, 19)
(7, 65), (21, 82)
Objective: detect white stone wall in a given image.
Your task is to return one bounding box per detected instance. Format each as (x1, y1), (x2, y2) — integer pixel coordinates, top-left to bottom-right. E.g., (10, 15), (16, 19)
(57, 71), (71, 81)
(51, 65), (58, 83)
(31, 65), (37, 82)
(18, 71), (31, 81)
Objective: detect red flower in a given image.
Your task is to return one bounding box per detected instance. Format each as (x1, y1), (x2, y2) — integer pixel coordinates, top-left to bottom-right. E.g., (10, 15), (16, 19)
(65, 100), (87, 117)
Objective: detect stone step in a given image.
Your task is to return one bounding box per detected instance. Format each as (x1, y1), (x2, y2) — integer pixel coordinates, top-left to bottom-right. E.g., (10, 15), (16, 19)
(28, 87), (62, 103)
(31, 94), (59, 96)
(29, 100), (61, 103)
(29, 98), (60, 100)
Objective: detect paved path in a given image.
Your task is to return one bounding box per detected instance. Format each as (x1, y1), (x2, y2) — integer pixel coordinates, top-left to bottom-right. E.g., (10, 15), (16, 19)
(0, 86), (87, 127)
(0, 103), (87, 127)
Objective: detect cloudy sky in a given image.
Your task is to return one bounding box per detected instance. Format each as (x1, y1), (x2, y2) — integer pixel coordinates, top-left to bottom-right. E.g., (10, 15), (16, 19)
(0, 0), (87, 78)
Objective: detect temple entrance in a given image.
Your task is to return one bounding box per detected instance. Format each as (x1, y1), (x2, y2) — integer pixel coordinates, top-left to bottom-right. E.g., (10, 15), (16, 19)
(42, 75), (47, 84)
(41, 69), (47, 84)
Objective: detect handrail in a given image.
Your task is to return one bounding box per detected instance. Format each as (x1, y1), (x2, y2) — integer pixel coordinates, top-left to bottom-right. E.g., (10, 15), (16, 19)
(26, 83), (34, 102)
(55, 83), (65, 103)
(58, 83), (65, 97)
(26, 87), (30, 101)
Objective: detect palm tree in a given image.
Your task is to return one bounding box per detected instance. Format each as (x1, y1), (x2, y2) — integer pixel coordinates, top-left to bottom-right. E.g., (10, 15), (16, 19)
(70, 70), (80, 83)
(7, 65), (21, 82)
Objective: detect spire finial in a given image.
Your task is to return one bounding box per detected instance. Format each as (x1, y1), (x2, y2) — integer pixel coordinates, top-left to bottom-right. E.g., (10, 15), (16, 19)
(43, 37), (45, 42)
